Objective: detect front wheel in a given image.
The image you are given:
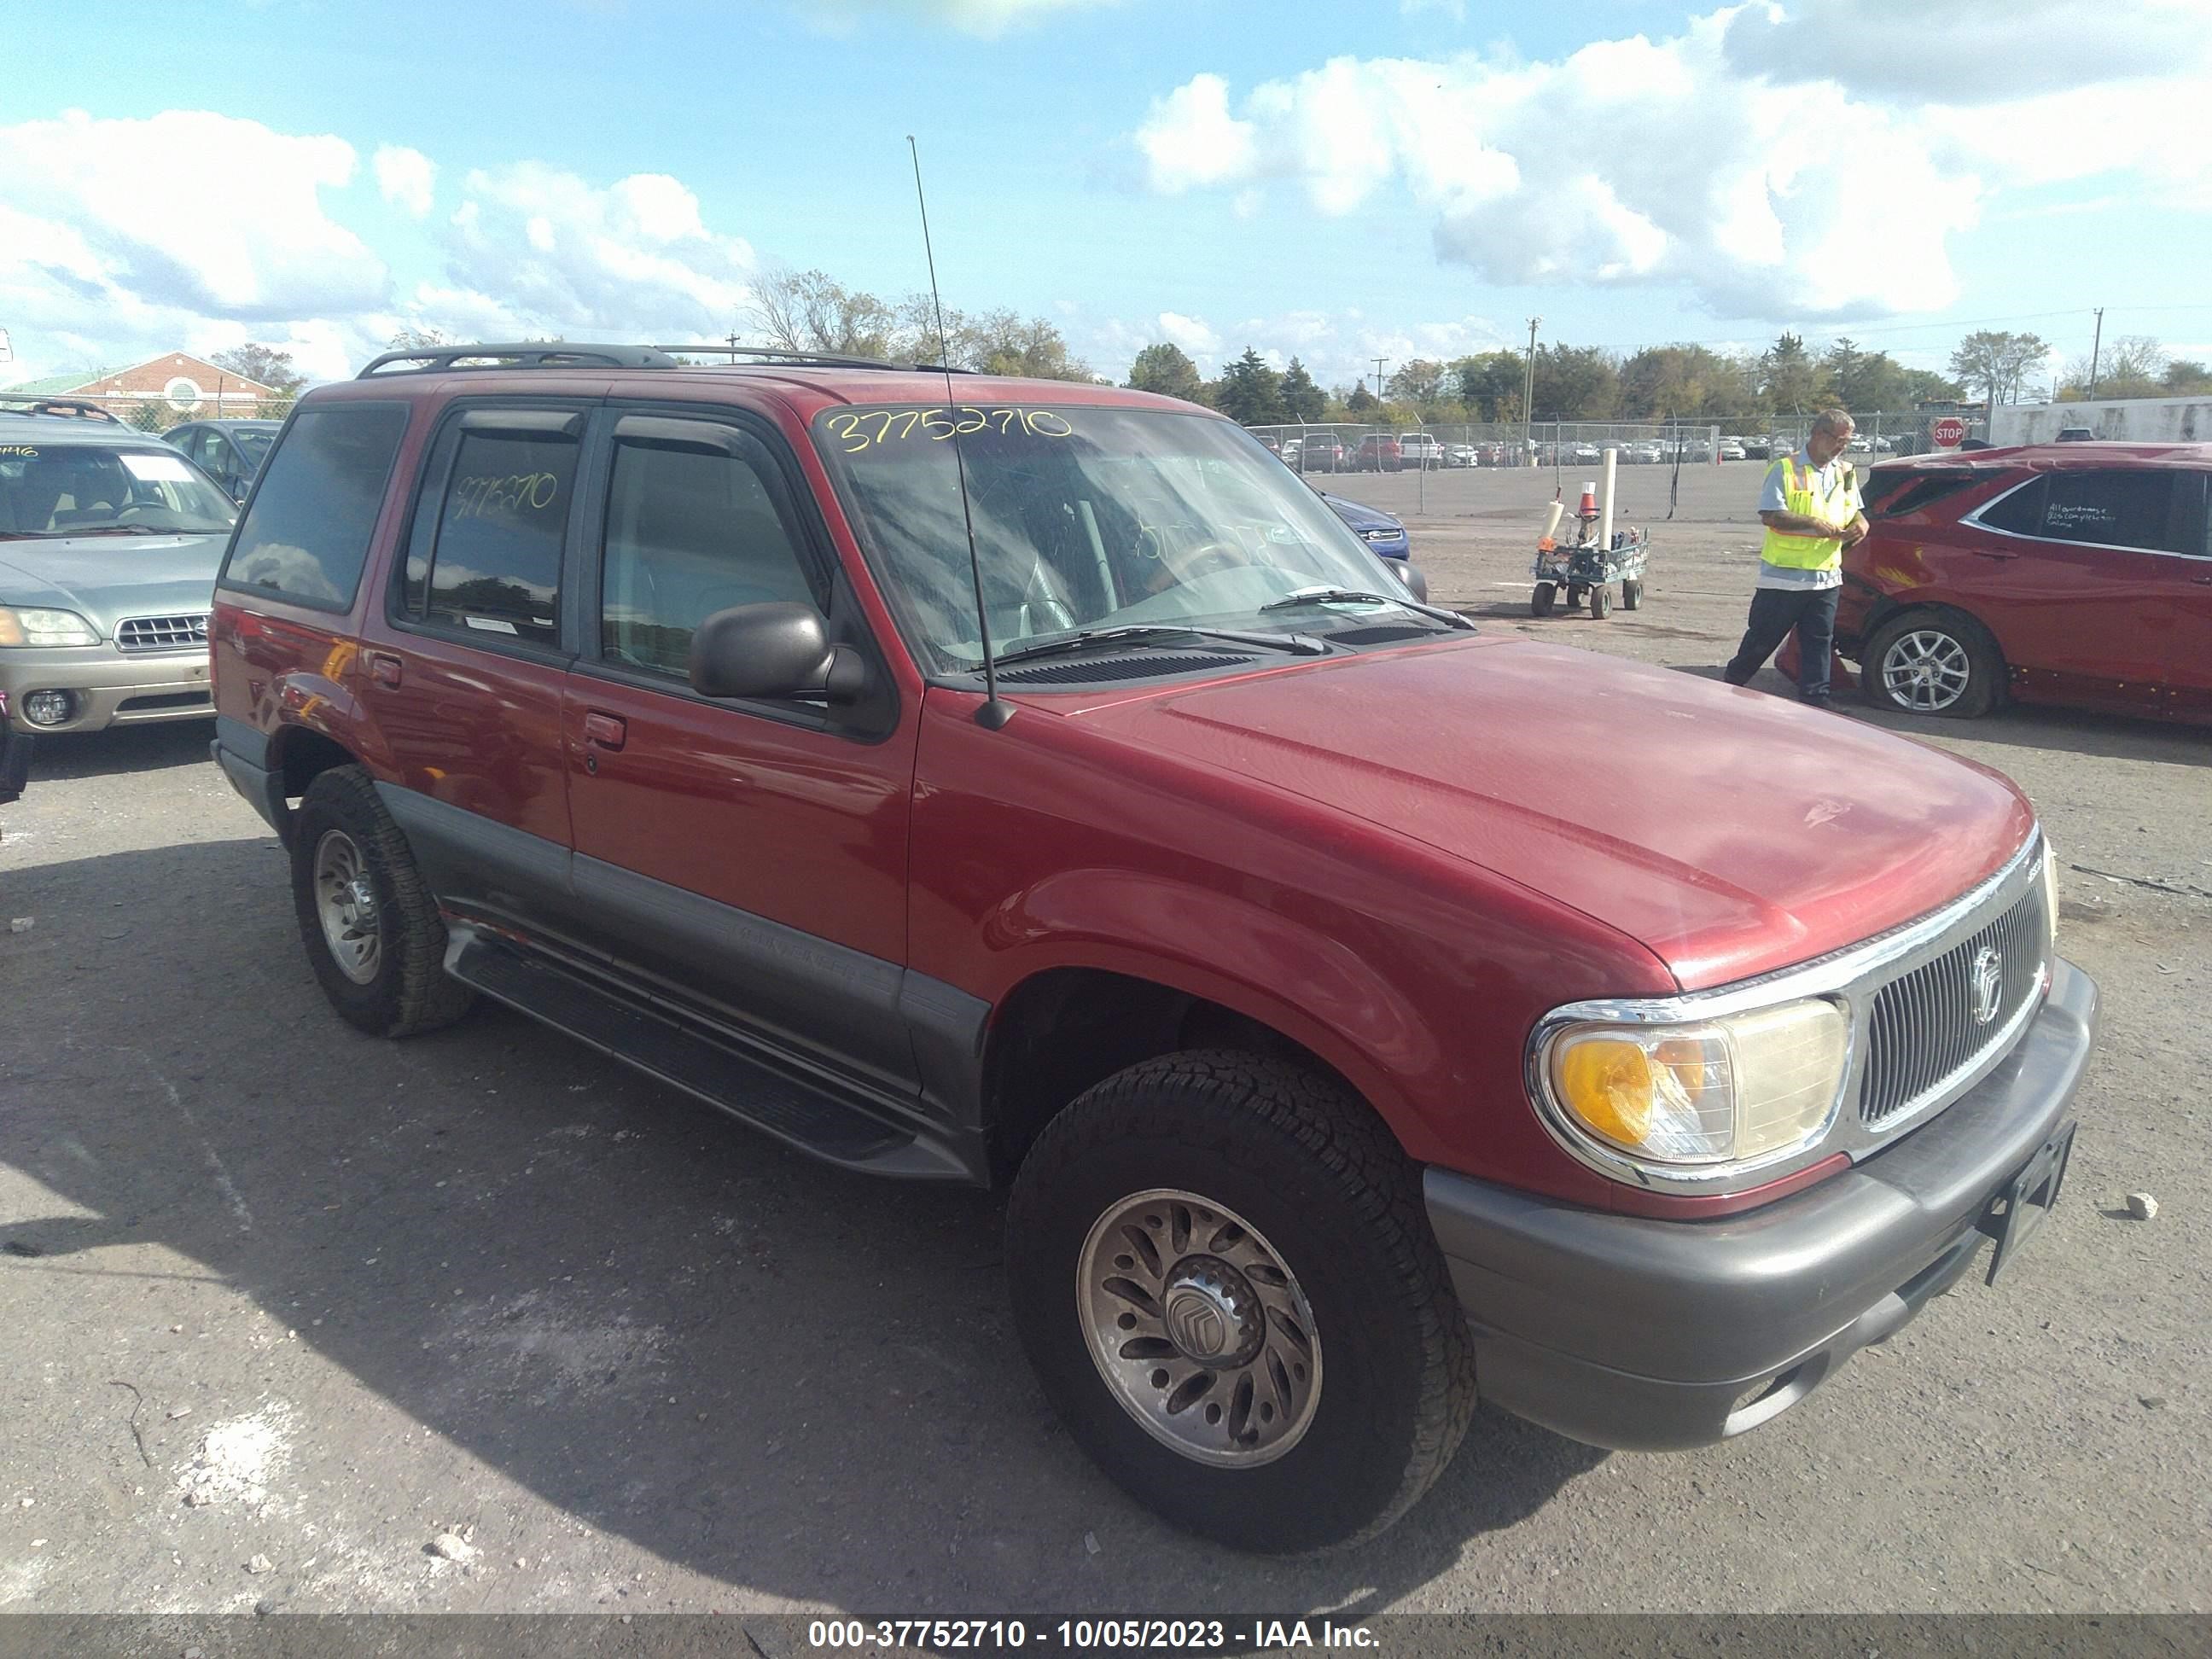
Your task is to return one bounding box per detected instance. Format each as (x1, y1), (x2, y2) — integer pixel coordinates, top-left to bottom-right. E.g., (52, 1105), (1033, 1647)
(1863, 611), (2002, 719)
(1590, 585), (1613, 620)
(1621, 579), (1643, 610)
(1005, 1053), (1476, 1554)
(1531, 582), (1556, 617)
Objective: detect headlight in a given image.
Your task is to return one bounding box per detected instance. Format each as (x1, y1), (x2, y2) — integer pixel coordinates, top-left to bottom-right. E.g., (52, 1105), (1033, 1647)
(1541, 998), (1848, 1169)
(0, 606), (101, 648)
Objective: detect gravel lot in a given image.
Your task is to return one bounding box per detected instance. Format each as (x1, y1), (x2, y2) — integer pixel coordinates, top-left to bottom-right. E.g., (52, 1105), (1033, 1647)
(1, 457), (2206, 1618)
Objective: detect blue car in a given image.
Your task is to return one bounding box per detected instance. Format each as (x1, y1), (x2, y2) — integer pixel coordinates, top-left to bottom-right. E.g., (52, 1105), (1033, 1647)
(1317, 491), (1425, 597)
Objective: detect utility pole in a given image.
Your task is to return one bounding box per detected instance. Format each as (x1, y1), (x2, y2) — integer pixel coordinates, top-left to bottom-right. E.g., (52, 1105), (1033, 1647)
(1371, 357), (1388, 404)
(2086, 307), (2104, 399)
(1522, 317), (1540, 467)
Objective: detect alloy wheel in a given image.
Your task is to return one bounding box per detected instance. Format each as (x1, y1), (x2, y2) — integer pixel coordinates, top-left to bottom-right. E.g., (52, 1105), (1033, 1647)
(312, 829), (381, 986)
(1076, 1188), (1322, 1468)
(1881, 628), (1973, 713)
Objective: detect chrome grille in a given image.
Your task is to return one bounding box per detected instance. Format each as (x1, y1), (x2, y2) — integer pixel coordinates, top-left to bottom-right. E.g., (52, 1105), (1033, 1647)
(1860, 878), (2049, 1127)
(114, 613), (210, 652)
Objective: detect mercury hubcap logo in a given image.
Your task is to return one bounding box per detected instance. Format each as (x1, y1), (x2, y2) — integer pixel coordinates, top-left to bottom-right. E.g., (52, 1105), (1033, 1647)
(1165, 1287), (1231, 1359)
(1970, 946), (2004, 1025)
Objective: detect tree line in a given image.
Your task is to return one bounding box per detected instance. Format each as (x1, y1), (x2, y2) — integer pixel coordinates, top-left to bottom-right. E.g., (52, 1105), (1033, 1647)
(1129, 334), (1975, 429)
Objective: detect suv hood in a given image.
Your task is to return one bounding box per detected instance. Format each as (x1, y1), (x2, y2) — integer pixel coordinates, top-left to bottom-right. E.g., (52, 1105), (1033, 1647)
(1318, 493), (1400, 533)
(1073, 637), (2034, 990)
(0, 533), (227, 635)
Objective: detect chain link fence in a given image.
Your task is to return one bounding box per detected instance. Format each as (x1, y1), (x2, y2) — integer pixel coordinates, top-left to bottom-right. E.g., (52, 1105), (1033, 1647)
(1244, 410), (1986, 474)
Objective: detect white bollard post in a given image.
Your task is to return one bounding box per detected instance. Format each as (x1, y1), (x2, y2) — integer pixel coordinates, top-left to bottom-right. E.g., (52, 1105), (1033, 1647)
(1599, 447), (1617, 550)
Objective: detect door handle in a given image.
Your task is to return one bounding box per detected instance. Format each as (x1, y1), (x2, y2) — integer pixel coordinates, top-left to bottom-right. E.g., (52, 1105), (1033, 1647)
(1970, 550), (2019, 562)
(368, 651), (403, 688)
(2195, 575), (2212, 585)
(582, 711), (626, 751)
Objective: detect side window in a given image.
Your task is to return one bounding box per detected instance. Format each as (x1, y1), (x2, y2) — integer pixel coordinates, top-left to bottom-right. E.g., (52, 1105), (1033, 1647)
(2037, 469), (2179, 553)
(599, 427), (824, 678)
(173, 429), (208, 468)
(220, 403), (410, 608)
(1977, 475), (2046, 538)
(404, 424), (579, 647)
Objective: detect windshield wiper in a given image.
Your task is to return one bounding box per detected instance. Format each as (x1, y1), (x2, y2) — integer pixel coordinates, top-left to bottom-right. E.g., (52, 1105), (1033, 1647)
(1259, 586), (1476, 630)
(986, 624), (1328, 669)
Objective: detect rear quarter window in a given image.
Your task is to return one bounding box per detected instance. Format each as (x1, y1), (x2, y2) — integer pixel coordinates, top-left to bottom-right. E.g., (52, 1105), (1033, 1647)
(219, 403), (410, 609)
(1866, 469), (1985, 518)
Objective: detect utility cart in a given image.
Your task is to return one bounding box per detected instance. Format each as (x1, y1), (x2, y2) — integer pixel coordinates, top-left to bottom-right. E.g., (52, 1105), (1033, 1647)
(1532, 525), (1650, 620)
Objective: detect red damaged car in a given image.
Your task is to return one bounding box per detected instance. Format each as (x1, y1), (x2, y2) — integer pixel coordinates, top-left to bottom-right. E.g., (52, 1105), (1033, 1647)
(1833, 442), (2212, 723)
(211, 344), (2094, 1551)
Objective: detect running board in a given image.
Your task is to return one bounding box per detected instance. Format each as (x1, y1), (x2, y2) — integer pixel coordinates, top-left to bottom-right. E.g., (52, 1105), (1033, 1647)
(444, 927), (967, 1179)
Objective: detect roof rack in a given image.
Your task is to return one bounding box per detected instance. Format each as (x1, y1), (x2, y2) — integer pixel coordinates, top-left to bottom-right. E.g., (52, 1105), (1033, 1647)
(355, 342), (680, 379)
(652, 344), (970, 375)
(0, 396), (124, 423)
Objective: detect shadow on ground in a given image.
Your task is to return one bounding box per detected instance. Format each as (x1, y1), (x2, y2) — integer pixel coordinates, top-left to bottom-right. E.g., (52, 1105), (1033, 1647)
(15, 719), (215, 783)
(0, 837), (1604, 1612)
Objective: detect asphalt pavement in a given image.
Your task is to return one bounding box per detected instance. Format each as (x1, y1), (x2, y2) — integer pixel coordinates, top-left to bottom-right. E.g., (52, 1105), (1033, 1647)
(1, 458), (2206, 1616)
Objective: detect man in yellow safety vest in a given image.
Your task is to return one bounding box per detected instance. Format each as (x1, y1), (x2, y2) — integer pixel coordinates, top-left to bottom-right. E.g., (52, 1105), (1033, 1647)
(1722, 408), (1869, 707)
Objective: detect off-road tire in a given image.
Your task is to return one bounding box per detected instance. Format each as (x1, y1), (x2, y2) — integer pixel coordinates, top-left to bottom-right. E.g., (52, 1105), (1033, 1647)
(1590, 585), (1613, 620)
(1531, 582), (1556, 617)
(1621, 579), (1643, 610)
(1863, 609), (2004, 719)
(1005, 1051), (1476, 1554)
(290, 765), (474, 1038)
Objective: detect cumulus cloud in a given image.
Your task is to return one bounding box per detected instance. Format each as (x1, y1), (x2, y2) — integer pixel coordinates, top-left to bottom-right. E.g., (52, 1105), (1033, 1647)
(0, 110), (767, 384)
(1155, 311), (1221, 356)
(373, 145), (437, 217)
(421, 164), (755, 340)
(1129, 0), (2212, 320)
(0, 109), (390, 381)
(812, 0), (1124, 37)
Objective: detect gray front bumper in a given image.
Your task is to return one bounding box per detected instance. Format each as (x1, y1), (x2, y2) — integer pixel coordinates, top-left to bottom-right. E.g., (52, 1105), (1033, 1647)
(0, 644), (212, 732)
(1426, 958), (2098, 1452)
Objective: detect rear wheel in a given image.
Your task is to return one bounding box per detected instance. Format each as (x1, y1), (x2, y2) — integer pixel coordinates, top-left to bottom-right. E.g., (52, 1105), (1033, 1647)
(1531, 582), (1556, 617)
(290, 766), (475, 1037)
(1863, 611), (2002, 719)
(1621, 579), (1643, 611)
(1005, 1052), (1476, 1554)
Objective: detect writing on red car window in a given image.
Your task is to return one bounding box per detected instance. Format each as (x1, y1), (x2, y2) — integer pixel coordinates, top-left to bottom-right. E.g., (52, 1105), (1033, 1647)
(824, 407), (1074, 454)
(451, 471), (562, 521)
(0, 446), (36, 457)
(2044, 503), (2119, 531)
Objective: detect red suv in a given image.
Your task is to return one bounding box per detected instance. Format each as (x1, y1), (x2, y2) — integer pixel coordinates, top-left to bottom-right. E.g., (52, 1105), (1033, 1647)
(1837, 443), (2211, 723)
(1353, 433), (1403, 472)
(211, 343), (2094, 1553)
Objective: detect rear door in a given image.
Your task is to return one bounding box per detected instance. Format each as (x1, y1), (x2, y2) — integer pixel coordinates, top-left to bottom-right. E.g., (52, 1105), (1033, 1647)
(558, 404), (922, 1097)
(354, 399), (589, 934)
(2162, 468), (2212, 721)
(1952, 467), (2186, 715)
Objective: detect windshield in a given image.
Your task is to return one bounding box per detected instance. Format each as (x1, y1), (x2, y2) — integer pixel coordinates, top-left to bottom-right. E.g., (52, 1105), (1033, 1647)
(814, 404), (1428, 672)
(0, 444), (239, 538)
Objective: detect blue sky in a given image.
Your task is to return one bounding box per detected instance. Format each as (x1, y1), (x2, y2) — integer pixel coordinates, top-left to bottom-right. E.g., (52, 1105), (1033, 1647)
(5, 0), (2210, 391)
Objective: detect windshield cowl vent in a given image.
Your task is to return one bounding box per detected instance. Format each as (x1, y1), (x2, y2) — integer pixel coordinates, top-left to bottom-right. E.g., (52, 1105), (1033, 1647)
(1323, 624), (1441, 647)
(994, 652), (1257, 685)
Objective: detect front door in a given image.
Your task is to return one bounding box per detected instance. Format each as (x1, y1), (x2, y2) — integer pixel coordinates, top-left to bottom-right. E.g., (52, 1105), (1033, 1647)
(560, 406), (921, 1097)
(1953, 467), (2187, 714)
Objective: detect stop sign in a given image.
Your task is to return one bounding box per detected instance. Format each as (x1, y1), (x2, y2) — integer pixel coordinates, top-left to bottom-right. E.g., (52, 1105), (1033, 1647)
(1932, 416), (1965, 449)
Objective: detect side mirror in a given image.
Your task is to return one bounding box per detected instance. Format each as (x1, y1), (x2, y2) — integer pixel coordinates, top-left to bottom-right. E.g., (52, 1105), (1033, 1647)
(1392, 562), (1431, 603)
(688, 602), (866, 705)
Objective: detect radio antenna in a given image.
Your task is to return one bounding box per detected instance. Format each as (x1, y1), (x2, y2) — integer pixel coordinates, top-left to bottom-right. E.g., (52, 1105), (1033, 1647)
(910, 135), (1013, 731)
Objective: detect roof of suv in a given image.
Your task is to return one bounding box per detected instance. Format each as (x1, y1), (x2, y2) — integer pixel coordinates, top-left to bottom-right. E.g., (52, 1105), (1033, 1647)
(1876, 440), (2212, 473)
(329, 341), (1196, 423)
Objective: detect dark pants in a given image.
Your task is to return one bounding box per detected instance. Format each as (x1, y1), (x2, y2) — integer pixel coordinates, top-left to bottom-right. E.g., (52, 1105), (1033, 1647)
(1726, 586), (1838, 699)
